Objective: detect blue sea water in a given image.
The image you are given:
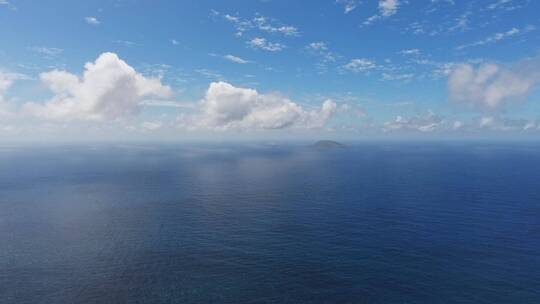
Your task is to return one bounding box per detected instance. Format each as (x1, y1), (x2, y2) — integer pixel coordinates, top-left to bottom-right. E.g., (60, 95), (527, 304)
(0, 142), (539, 303)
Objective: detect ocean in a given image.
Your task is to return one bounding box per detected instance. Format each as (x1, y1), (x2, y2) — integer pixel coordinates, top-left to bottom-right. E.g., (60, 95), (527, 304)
(1, 142), (539, 303)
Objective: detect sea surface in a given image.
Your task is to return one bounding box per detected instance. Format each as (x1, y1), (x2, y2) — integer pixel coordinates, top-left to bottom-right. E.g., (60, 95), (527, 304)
(1, 142), (539, 303)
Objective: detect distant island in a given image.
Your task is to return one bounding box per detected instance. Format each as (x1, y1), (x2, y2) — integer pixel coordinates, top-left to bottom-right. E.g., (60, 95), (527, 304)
(311, 140), (346, 149)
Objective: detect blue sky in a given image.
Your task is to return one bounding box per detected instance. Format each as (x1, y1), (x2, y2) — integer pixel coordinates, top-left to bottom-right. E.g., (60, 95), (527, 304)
(1, 0), (540, 140)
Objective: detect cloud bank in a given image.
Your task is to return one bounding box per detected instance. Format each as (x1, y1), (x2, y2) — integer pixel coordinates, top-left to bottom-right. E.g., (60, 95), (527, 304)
(4, 53), (338, 134)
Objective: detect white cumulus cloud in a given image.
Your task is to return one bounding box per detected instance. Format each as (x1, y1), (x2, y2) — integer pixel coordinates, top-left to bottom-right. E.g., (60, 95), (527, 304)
(190, 81), (337, 130)
(448, 58), (540, 109)
(24, 52), (172, 121)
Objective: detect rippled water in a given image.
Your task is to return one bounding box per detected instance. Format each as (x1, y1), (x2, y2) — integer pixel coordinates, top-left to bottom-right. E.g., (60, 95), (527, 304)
(1, 142), (539, 303)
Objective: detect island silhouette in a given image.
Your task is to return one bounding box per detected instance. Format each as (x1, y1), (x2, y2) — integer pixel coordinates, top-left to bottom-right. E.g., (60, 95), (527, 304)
(311, 140), (346, 149)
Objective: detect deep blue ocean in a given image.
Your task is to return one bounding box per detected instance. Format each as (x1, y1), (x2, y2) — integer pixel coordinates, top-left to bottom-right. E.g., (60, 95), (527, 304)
(1, 142), (539, 303)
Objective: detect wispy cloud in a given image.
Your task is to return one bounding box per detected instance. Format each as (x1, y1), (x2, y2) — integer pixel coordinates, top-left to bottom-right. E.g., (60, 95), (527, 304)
(29, 47), (64, 59)
(306, 42), (336, 62)
(456, 25), (535, 50)
(0, 0), (16, 10)
(306, 42), (328, 52)
(335, 0), (361, 14)
(486, 0), (524, 11)
(400, 49), (421, 56)
(217, 11), (299, 37)
(223, 54), (250, 64)
(195, 68), (224, 80)
(84, 16), (100, 25)
(383, 111), (444, 133)
(305, 42), (337, 74)
(363, 0), (402, 26)
(488, 0), (510, 10)
(140, 63), (172, 79)
(430, 0), (455, 7)
(252, 15), (299, 36)
(342, 58), (377, 73)
(114, 40), (139, 47)
(247, 37), (285, 52)
(448, 11), (471, 32)
(381, 72), (414, 82)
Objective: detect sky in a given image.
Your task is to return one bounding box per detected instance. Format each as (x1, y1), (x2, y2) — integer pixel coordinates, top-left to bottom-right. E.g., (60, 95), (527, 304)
(1, 0), (540, 141)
